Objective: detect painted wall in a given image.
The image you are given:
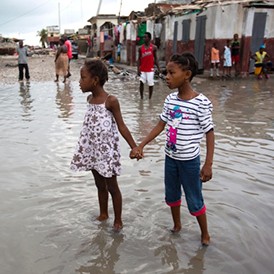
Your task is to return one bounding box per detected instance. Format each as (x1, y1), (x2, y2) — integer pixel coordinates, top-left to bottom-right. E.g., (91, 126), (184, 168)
(163, 4), (274, 73)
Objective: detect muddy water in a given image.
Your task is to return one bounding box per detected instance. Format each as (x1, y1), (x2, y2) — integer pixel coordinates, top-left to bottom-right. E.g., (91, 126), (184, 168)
(0, 75), (273, 274)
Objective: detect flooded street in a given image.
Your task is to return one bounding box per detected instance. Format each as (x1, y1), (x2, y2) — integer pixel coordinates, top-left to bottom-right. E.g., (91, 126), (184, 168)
(0, 74), (273, 274)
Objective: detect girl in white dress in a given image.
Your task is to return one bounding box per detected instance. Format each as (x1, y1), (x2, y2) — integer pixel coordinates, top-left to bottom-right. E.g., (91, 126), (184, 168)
(223, 40), (232, 77)
(71, 59), (138, 230)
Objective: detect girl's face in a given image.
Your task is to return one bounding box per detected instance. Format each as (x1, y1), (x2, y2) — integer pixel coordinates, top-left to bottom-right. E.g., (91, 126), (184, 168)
(166, 61), (190, 89)
(79, 65), (96, 93)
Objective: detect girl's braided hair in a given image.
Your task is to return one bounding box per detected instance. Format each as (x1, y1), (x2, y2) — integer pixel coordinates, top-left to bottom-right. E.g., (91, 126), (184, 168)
(169, 52), (198, 82)
(84, 59), (108, 86)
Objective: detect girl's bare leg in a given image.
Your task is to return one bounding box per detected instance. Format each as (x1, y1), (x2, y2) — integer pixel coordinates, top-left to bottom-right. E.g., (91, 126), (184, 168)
(170, 205), (182, 232)
(92, 170), (109, 221)
(196, 213), (210, 245)
(54, 75), (59, 82)
(106, 176), (123, 230)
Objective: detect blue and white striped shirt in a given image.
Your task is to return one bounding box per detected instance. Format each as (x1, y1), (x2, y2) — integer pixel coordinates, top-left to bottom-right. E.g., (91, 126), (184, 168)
(159, 92), (213, 161)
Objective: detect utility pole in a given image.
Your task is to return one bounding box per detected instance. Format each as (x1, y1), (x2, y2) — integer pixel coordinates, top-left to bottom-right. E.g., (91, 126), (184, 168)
(58, 2), (61, 36)
(118, 0), (123, 24)
(97, 0), (102, 16)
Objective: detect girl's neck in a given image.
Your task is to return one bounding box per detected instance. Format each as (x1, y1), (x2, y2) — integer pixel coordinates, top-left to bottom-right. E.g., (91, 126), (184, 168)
(89, 87), (108, 103)
(177, 83), (197, 100)
(91, 86), (105, 97)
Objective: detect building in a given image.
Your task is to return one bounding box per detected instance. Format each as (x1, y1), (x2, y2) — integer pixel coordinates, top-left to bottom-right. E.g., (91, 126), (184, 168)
(87, 14), (118, 56)
(123, 0), (274, 75)
(47, 25), (60, 48)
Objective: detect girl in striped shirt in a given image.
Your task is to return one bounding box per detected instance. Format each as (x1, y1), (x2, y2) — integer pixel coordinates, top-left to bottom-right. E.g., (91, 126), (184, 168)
(131, 52), (214, 245)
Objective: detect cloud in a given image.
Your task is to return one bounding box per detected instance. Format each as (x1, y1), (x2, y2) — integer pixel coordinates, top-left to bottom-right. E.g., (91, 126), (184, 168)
(0, 0), (152, 45)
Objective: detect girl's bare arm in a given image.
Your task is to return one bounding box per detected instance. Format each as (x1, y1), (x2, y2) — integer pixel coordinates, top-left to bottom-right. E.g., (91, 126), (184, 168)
(130, 119), (166, 159)
(200, 129), (215, 182)
(107, 95), (137, 149)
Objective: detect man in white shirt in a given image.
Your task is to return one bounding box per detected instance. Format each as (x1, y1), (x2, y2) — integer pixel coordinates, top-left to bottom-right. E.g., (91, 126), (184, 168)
(16, 40), (30, 81)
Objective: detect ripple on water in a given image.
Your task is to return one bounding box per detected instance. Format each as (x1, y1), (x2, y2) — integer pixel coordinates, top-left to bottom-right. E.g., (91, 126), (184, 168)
(0, 78), (274, 273)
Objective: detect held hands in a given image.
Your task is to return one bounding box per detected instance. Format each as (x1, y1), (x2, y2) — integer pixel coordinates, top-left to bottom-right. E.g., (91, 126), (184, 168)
(200, 163), (212, 183)
(130, 146), (144, 161)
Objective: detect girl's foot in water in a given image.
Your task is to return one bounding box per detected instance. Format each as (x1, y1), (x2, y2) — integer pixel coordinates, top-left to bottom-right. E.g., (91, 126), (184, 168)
(170, 224), (181, 234)
(113, 221), (123, 231)
(201, 234), (210, 246)
(95, 214), (109, 221)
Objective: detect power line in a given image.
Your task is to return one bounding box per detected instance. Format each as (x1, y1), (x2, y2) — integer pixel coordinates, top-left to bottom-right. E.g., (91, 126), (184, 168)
(61, 0), (76, 12)
(0, 0), (53, 27)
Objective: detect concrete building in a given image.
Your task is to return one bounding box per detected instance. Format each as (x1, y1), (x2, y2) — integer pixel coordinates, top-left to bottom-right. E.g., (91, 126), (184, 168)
(87, 14), (118, 56)
(47, 25), (60, 48)
(124, 0), (274, 75)
(159, 1), (274, 75)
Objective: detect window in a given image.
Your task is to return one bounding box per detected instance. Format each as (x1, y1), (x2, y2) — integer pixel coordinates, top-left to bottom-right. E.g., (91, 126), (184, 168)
(182, 19), (191, 43)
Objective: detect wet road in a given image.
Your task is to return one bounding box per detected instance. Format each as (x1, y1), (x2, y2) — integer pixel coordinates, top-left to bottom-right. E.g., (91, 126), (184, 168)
(0, 74), (273, 273)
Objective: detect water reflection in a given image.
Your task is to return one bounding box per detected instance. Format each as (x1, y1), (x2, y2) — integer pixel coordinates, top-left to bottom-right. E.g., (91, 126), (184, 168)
(55, 82), (74, 120)
(154, 237), (207, 274)
(184, 247), (207, 274)
(75, 228), (124, 274)
(19, 81), (34, 121)
(154, 237), (179, 271)
(206, 80), (274, 139)
(0, 77), (274, 274)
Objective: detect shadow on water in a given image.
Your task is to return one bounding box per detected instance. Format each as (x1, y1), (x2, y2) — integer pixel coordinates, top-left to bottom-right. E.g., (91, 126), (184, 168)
(0, 76), (273, 274)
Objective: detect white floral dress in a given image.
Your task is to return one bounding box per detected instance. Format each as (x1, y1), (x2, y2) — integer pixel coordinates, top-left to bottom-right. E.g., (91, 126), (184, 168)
(70, 97), (121, 178)
(223, 46), (232, 67)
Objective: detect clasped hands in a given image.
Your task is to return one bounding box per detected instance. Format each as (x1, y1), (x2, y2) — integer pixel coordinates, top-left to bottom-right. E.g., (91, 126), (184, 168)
(130, 146), (144, 161)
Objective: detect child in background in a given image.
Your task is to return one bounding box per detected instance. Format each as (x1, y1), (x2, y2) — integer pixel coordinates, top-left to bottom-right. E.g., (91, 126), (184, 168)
(231, 33), (240, 76)
(131, 52), (214, 245)
(223, 40), (232, 77)
(251, 45), (273, 79)
(71, 59), (138, 231)
(210, 42), (220, 77)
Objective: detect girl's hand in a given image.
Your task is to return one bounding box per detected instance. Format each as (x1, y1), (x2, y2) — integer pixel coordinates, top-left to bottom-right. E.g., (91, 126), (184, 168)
(130, 146), (144, 161)
(200, 164), (212, 182)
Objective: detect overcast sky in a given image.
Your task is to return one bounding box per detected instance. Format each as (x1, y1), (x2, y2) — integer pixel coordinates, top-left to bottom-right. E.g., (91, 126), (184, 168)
(0, 0), (154, 45)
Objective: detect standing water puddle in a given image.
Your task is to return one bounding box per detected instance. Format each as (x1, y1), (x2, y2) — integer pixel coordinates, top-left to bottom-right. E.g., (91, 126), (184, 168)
(0, 76), (273, 273)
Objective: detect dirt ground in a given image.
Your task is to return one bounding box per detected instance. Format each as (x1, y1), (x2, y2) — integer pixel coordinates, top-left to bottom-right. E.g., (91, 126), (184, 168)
(1, 54), (221, 85)
(0, 55), (85, 85)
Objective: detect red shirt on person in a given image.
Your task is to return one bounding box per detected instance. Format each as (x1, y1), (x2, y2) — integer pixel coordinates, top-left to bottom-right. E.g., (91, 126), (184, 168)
(140, 44), (154, 72)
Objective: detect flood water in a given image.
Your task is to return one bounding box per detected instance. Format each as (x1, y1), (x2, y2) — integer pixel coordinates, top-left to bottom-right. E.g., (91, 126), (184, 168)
(0, 74), (273, 274)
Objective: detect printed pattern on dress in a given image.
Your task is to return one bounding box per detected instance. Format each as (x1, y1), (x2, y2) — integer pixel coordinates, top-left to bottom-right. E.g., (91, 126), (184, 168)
(71, 102), (121, 178)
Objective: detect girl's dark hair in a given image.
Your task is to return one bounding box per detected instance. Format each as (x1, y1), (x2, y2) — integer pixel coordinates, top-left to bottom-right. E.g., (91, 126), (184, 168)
(84, 59), (108, 86)
(169, 52), (198, 82)
(59, 38), (65, 44)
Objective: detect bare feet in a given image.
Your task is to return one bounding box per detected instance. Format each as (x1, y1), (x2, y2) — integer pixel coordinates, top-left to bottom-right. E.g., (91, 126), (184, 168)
(171, 224), (181, 233)
(95, 214), (109, 221)
(113, 222), (123, 231)
(201, 234), (210, 246)
(54, 79), (58, 82)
